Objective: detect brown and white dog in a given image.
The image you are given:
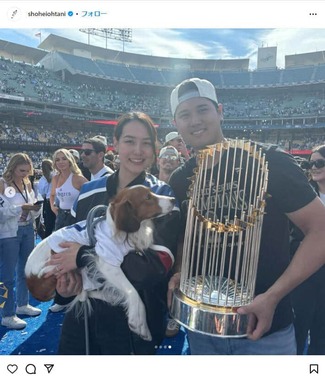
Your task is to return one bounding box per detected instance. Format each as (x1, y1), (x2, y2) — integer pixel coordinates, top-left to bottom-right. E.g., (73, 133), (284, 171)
(25, 185), (175, 341)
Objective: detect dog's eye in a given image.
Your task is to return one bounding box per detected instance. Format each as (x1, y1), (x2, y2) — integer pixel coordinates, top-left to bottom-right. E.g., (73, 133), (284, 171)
(145, 193), (151, 200)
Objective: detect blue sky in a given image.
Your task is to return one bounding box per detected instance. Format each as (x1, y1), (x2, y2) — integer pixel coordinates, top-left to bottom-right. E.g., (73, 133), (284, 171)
(1, 28), (325, 69)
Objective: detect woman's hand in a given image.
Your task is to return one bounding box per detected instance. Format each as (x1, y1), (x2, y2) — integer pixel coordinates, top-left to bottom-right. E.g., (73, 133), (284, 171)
(56, 270), (83, 298)
(44, 242), (82, 278)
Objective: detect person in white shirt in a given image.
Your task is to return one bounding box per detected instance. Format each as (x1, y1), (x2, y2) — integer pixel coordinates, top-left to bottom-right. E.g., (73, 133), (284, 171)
(50, 149), (88, 231)
(0, 153), (42, 329)
(80, 137), (114, 181)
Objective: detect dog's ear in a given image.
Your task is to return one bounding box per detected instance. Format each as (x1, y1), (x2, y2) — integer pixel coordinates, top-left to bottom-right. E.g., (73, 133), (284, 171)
(114, 199), (141, 233)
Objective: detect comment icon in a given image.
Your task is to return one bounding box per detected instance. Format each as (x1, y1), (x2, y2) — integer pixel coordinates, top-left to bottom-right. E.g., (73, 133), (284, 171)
(25, 364), (37, 375)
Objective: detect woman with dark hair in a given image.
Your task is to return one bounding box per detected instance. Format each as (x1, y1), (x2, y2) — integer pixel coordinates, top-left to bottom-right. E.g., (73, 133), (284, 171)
(44, 111), (180, 355)
(38, 159), (56, 237)
(290, 144), (325, 355)
(0, 153), (42, 329)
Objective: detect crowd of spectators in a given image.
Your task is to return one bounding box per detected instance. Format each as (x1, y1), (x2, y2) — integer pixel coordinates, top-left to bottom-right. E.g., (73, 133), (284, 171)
(0, 121), (96, 146)
(1, 57), (325, 176)
(223, 92), (325, 119)
(1, 58), (325, 120)
(0, 119), (175, 150)
(0, 59), (169, 117)
(1, 121), (324, 176)
(1, 117), (324, 159)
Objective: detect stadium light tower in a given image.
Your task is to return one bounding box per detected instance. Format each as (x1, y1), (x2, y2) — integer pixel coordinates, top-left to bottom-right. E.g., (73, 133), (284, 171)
(79, 28), (132, 51)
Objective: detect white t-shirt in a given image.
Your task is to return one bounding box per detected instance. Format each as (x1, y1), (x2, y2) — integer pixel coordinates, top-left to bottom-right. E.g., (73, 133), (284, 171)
(91, 166), (113, 181)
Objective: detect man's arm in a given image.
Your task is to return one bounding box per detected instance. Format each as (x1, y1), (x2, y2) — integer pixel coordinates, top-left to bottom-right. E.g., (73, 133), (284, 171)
(238, 196), (325, 340)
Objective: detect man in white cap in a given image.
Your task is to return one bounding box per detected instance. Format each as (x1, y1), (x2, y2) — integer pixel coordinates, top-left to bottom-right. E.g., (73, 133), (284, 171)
(164, 131), (190, 162)
(167, 78), (325, 355)
(157, 145), (181, 183)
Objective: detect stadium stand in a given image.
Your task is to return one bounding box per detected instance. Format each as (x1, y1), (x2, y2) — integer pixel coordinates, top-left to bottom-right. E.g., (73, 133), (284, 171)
(251, 69), (282, 86)
(282, 66), (315, 85)
(96, 60), (135, 81)
(0, 33), (325, 177)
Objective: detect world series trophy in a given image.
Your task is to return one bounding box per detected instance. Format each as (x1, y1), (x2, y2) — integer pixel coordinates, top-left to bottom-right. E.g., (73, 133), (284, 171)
(170, 139), (269, 337)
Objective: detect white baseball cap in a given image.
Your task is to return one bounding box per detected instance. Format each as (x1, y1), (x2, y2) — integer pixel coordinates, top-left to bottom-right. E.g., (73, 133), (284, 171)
(159, 145), (179, 158)
(165, 131), (180, 144)
(93, 135), (107, 146)
(69, 149), (80, 160)
(170, 78), (218, 117)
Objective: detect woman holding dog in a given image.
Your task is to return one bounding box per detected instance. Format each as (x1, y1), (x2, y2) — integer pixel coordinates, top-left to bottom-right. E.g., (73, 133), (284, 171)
(45, 111), (180, 355)
(0, 153), (42, 330)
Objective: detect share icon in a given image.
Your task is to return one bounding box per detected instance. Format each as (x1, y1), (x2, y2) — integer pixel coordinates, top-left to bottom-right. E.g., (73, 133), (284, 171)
(44, 364), (54, 374)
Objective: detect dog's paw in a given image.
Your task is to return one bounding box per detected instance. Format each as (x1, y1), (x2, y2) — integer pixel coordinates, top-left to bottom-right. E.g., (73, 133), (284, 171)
(128, 320), (152, 341)
(78, 290), (88, 302)
(141, 328), (152, 342)
(127, 298), (152, 341)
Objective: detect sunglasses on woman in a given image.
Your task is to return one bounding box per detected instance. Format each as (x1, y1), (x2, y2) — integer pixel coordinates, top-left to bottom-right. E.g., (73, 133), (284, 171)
(307, 159), (325, 169)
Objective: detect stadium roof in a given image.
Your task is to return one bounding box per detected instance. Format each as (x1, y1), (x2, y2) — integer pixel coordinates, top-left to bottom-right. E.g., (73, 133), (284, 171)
(1, 33), (323, 75)
(285, 50), (325, 68)
(39, 34), (249, 71)
(0, 39), (47, 64)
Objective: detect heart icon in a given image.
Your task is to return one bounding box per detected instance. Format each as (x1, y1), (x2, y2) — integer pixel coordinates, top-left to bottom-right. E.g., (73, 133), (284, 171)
(7, 364), (18, 374)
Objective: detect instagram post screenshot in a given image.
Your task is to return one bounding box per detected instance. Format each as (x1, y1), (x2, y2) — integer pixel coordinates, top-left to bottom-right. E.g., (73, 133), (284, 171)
(0, 0), (325, 378)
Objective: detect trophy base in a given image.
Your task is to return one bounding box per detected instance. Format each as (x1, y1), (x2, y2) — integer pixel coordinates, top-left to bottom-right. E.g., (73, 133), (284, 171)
(170, 288), (248, 338)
